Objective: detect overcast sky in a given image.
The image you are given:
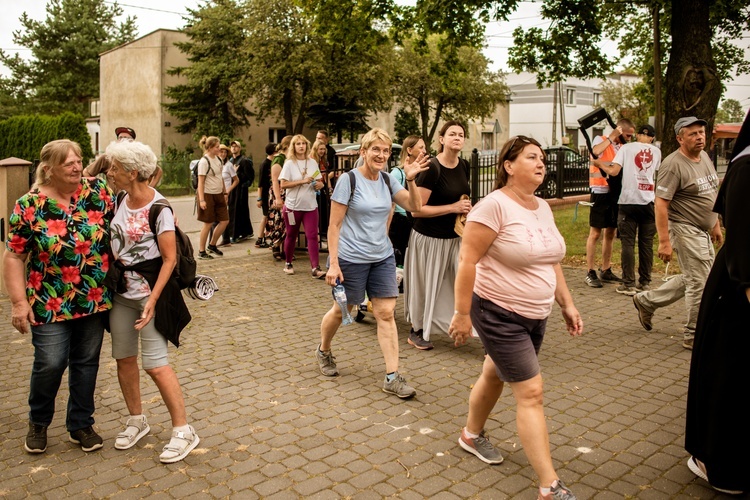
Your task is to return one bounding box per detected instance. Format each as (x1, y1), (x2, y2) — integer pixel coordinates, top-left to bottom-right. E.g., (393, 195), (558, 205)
(1, 0), (749, 111)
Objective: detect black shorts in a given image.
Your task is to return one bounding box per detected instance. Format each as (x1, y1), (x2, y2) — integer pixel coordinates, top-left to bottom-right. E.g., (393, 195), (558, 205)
(471, 294), (547, 383)
(589, 192), (619, 229)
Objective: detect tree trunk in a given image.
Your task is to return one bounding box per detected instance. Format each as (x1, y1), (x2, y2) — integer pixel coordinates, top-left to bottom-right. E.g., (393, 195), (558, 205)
(427, 98), (445, 146)
(662, 0), (721, 156)
(283, 88), (294, 135)
(419, 98), (430, 146)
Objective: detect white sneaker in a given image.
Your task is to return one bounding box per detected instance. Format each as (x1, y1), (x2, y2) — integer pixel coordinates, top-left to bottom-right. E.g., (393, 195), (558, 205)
(159, 425), (200, 463)
(114, 415), (150, 450)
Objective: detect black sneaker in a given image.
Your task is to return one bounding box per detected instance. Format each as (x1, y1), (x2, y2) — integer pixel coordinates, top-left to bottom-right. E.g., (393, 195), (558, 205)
(25, 423), (47, 453)
(207, 244), (223, 256)
(599, 267), (623, 283)
(198, 251), (213, 260)
(69, 426), (103, 452)
(585, 270), (603, 288)
(407, 328), (433, 350)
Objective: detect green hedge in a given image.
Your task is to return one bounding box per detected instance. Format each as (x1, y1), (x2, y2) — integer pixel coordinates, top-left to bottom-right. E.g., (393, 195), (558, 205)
(0, 112), (93, 163)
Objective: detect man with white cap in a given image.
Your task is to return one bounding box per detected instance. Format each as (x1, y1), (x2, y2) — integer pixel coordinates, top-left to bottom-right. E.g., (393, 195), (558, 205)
(632, 116), (722, 349)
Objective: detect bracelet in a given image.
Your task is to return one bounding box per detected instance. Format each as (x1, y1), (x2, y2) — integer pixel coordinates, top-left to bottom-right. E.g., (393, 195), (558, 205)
(454, 310), (469, 316)
(406, 177), (416, 182)
(257, 197), (262, 201)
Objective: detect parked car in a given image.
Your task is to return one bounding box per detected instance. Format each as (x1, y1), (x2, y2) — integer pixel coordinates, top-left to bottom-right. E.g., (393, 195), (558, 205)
(540, 145), (590, 198)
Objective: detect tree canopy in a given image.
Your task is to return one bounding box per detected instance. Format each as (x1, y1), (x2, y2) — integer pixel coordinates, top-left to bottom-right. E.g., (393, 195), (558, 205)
(393, 35), (509, 144)
(0, 0), (137, 117)
(163, 0), (252, 140)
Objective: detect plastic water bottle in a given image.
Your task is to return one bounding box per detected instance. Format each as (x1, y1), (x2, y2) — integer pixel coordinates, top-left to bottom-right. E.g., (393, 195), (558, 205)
(333, 279), (354, 325)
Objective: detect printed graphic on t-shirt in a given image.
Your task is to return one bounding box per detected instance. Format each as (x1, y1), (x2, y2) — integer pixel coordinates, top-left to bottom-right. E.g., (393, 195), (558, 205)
(634, 147), (655, 191)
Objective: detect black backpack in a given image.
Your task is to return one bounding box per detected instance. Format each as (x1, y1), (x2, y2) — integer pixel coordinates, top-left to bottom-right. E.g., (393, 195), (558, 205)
(116, 192), (197, 289)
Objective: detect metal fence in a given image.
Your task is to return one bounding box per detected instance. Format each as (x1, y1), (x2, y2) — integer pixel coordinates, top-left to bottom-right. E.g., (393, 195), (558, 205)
(329, 148), (590, 205)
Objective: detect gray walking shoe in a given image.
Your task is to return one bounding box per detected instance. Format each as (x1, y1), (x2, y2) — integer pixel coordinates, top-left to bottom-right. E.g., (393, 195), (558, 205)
(382, 373), (416, 399)
(458, 428), (503, 464)
(539, 479), (577, 500)
(632, 294), (653, 331)
(315, 347), (339, 376)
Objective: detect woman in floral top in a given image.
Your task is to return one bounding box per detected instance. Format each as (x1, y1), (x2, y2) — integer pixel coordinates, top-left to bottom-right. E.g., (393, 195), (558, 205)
(3, 139), (114, 455)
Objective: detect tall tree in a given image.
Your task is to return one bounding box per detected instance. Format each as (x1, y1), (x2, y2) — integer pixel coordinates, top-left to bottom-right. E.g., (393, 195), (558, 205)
(418, 0), (749, 154)
(600, 77), (653, 129)
(715, 99), (746, 124)
(164, 0), (252, 140)
(393, 35), (509, 144)
(235, 0), (324, 135)
(298, 0), (397, 138)
(0, 0), (136, 117)
(505, 0), (750, 154)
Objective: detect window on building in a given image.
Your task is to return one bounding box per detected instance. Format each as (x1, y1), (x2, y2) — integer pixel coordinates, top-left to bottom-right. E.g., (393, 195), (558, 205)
(565, 88), (576, 106)
(481, 132), (494, 151)
(592, 92), (601, 107)
(565, 127), (579, 149)
(269, 128), (286, 143)
(89, 100), (100, 118)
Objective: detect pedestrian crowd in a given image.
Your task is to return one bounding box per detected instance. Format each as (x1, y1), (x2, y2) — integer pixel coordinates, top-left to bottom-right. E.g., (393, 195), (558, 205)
(4, 113), (749, 497)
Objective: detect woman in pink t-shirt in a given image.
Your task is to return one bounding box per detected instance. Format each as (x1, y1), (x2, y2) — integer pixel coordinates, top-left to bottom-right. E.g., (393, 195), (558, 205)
(448, 136), (584, 500)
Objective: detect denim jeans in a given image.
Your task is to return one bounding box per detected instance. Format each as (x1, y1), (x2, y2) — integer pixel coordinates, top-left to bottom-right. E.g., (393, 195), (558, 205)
(29, 313), (105, 432)
(618, 203), (656, 287)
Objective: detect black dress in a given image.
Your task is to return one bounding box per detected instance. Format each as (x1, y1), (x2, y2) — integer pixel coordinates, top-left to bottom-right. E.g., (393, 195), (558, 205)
(685, 151), (750, 493)
(230, 155), (254, 240)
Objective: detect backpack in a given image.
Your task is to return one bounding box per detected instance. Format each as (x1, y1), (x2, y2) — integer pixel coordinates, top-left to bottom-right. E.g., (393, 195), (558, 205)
(190, 155), (210, 191)
(347, 170), (393, 204)
(115, 192), (197, 289)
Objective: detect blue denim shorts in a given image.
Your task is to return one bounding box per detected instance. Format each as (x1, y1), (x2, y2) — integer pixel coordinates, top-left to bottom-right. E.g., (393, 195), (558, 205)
(333, 254), (398, 305)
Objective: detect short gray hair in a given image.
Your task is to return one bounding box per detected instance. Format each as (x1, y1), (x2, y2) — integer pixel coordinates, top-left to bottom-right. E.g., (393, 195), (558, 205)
(105, 140), (158, 182)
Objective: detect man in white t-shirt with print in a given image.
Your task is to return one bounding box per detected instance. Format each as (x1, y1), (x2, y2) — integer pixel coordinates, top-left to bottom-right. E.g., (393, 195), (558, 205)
(595, 124), (661, 295)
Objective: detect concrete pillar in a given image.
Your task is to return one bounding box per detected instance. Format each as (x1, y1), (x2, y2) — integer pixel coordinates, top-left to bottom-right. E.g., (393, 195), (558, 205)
(0, 157), (33, 295)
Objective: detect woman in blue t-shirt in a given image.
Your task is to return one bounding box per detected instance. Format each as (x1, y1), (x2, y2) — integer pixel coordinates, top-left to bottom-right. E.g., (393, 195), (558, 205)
(315, 128), (429, 399)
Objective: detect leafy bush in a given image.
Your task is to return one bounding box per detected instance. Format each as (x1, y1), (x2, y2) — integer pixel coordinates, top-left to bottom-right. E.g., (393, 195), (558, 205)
(0, 112), (93, 162)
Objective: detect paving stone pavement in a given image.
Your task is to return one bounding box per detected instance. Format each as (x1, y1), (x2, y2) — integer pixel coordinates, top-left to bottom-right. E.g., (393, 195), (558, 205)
(0, 227), (729, 499)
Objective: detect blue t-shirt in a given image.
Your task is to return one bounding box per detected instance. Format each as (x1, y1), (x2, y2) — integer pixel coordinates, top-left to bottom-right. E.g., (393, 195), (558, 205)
(390, 166), (407, 216)
(331, 169), (405, 263)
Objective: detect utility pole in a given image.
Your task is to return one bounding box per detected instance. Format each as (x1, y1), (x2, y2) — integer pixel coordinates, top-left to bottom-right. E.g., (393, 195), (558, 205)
(652, 3), (663, 139)
(552, 82), (558, 145)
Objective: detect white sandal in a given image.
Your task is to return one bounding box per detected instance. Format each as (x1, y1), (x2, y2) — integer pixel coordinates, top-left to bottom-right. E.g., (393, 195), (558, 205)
(159, 426), (200, 463)
(114, 415), (150, 450)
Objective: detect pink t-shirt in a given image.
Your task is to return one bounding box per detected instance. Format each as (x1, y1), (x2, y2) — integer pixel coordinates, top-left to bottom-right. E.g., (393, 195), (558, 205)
(468, 190), (566, 319)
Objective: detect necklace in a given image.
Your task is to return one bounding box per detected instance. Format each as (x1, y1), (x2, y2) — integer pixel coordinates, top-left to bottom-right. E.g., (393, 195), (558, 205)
(507, 186), (538, 219)
(294, 158), (308, 177)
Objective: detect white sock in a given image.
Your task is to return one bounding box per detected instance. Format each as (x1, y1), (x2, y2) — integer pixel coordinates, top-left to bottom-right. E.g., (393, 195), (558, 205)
(464, 428), (479, 439)
(540, 479), (559, 495)
(173, 424), (191, 434)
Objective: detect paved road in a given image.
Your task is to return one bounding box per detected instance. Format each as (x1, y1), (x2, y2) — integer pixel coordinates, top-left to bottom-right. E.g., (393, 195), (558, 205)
(0, 197), (726, 498)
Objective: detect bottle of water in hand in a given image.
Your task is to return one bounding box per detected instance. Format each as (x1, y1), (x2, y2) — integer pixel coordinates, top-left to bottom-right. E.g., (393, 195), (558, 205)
(333, 279), (354, 326)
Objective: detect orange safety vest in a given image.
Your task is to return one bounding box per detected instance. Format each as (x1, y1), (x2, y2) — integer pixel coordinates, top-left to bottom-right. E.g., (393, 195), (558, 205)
(589, 138), (617, 189)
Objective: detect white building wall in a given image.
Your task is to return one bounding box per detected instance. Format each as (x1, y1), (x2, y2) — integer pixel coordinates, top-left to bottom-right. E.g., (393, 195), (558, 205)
(506, 72), (640, 154)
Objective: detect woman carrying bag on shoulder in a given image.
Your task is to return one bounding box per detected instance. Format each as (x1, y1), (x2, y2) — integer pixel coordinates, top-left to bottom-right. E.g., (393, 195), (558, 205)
(105, 140), (198, 464)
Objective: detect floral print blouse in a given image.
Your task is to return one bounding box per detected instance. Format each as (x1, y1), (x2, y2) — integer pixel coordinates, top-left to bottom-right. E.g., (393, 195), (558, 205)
(5, 178), (115, 325)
